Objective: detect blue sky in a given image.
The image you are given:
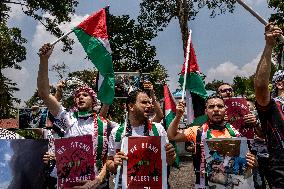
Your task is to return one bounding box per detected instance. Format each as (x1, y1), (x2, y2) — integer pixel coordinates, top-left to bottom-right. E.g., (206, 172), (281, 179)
(3, 0), (274, 106)
(0, 140), (13, 189)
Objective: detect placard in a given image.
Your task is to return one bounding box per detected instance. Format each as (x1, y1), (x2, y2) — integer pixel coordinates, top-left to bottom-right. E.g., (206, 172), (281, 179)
(122, 136), (167, 189)
(203, 138), (254, 189)
(224, 97), (253, 139)
(54, 135), (95, 188)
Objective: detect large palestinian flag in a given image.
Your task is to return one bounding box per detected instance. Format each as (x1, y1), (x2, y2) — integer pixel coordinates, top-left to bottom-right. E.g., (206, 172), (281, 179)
(73, 7), (115, 105)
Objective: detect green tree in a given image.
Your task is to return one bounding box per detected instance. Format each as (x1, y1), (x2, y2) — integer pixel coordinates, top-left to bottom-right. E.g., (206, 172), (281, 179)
(0, 23), (26, 118)
(268, 0), (284, 66)
(1, 0), (79, 118)
(205, 79), (224, 92)
(138, 0), (236, 51)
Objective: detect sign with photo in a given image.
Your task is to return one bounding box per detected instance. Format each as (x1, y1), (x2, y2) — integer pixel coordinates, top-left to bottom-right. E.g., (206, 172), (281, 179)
(203, 138), (254, 189)
(0, 139), (48, 189)
(19, 107), (49, 129)
(224, 97), (253, 139)
(54, 135), (95, 188)
(122, 136), (167, 189)
(114, 72), (150, 98)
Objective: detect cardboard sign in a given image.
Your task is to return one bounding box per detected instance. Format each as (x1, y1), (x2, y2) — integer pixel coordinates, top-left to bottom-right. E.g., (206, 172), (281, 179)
(54, 135), (95, 188)
(224, 97), (254, 139)
(203, 138), (254, 189)
(122, 136), (167, 189)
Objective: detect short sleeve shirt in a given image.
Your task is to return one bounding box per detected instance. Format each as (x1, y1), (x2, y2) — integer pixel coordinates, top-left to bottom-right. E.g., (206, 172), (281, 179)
(108, 122), (168, 157)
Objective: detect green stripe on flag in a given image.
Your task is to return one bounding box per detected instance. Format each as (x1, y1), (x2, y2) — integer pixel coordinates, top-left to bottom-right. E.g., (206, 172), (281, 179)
(179, 72), (207, 99)
(165, 111), (175, 129)
(73, 27), (115, 104)
(152, 124), (159, 136)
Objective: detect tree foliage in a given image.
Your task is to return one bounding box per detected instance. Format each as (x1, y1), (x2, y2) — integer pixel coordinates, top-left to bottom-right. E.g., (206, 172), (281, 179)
(2, 0), (79, 52)
(138, 0), (236, 51)
(205, 79), (224, 92)
(0, 21), (26, 118)
(1, 0), (79, 118)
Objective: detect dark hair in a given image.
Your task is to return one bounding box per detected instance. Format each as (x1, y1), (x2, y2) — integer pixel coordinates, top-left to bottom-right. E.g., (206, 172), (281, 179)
(217, 83), (232, 93)
(126, 89), (149, 109)
(206, 94), (224, 103)
(125, 89), (150, 137)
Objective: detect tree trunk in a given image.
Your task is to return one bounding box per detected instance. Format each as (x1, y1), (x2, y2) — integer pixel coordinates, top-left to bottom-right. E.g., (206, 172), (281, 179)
(176, 0), (189, 55)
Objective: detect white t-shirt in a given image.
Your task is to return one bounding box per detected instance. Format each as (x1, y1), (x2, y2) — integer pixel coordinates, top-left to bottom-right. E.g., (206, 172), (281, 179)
(108, 122), (168, 157)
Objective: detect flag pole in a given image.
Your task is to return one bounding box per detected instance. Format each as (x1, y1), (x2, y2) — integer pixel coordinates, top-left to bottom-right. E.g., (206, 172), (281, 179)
(236, 0), (284, 43)
(114, 110), (128, 189)
(181, 30), (192, 101)
(51, 30), (74, 46)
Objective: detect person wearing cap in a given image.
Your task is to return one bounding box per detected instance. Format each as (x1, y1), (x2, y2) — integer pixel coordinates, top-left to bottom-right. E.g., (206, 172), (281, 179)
(38, 43), (115, 189)
(254, 23), (284, 188)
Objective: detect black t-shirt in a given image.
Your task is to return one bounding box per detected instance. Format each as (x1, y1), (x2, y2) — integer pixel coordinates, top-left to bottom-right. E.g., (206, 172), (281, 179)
(256, 97), (284, 187)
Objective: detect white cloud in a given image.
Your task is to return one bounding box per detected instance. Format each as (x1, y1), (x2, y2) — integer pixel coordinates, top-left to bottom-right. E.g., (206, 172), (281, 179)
(7, 0), (26, 20)
(31, 13), (94, 84)
(2, 66), (29, 89)
(4, 154), (11, 162)
(0, 162), (5, 167)
(205, 53), (261, 83)
(0, 181), (10, 189)
(246, 0), (267, 5)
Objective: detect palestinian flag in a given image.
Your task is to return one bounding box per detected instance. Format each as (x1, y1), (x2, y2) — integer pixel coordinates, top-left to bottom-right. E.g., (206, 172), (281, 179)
(163, 84), (180, 168)
(73, 7), (115, 105)
(178, 31), (207, 124)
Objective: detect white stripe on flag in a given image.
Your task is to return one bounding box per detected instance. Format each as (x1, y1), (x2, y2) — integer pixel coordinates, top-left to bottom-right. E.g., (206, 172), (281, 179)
(186, 90), (194, 124)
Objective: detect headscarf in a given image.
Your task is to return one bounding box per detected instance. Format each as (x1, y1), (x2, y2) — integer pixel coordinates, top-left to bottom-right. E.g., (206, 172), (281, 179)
(272, 70), (284, 98)
(73, 85), (97, 110)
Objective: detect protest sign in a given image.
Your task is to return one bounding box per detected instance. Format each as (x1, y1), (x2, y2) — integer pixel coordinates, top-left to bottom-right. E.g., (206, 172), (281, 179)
(224, 97), (253, 139)
(203, 138), (253, 189)
(122, 136), (167, 189)
(54, 135), (95, 188)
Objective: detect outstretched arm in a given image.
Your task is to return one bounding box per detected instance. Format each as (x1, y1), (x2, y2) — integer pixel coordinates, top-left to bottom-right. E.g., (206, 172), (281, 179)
(254, 23), (283, 106)
(167, 101), (187, 142)
(37, 43), (60, 116)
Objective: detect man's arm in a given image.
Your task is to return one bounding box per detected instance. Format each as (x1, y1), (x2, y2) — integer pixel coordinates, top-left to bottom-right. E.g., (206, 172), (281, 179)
(254, 23), (283, 106)
(167, 101), (187, 142)
(37, 43), (60, 116)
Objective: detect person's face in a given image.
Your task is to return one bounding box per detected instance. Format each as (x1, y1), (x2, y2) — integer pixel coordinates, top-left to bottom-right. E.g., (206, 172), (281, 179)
(218, 84), (234, 98)
(129, 92), (152, 122)
(276, 80), (284, 92)
(205, 98), (226, 124)
(75, 91), (93, 111)
(247, 101), (255, 112)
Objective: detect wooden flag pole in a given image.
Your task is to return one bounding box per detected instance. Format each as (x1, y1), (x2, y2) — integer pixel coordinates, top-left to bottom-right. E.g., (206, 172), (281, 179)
(236, 0), (284, 43)
(181, 30), (192, 101)
(114, 110), (128, 189)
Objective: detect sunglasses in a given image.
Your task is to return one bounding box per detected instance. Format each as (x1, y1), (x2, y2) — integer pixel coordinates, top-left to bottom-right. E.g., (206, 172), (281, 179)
(219, 88), (233, 93)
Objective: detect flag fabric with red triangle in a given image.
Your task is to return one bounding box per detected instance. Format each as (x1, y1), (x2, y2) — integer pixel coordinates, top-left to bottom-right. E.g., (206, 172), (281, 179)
(73, 7), (115, 105)
(163, 84), (180, 168)
(178, 31), (207, 124)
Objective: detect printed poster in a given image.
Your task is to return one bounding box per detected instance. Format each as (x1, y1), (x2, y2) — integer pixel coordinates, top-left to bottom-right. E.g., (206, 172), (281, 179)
(0, 139), (48, 189)
(203, 138), (254, 189)
(19, 107), (49, 129)
(114, 72), (150, 98)
(224, 97), (254, 139)
(54, 135), (95, 188)
(122, 136), (167, 189)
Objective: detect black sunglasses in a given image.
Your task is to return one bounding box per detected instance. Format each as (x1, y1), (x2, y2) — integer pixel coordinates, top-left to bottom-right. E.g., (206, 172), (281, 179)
(219, 88), (233, 93)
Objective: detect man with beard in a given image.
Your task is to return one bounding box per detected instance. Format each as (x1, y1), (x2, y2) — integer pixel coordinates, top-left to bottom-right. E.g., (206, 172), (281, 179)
(38, 43), (115, 189)
(167, 95), (256, 188)
(106, 89), (176, 188)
